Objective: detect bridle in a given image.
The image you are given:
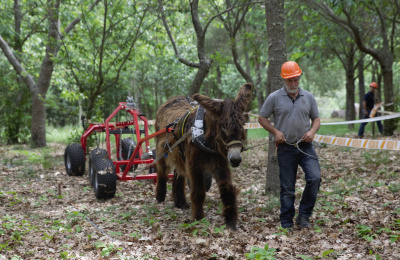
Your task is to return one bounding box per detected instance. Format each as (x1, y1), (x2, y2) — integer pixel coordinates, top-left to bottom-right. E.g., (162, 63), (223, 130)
(225, 140), (244, 151)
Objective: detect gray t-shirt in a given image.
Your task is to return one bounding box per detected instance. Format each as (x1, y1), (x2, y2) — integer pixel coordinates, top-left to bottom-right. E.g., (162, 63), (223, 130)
(259, 87), (319, 143)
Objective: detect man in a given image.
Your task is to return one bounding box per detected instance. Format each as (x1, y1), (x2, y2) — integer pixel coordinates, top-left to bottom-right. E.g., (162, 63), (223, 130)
(357, 82), (383, 138)
(258, 61), (321, 231)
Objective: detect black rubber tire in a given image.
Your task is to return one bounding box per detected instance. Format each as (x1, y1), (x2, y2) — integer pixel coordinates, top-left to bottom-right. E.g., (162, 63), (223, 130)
(64, 143), (86, 176)
(187, 173), (212, 192)
(89, 148), (108, 187)
(119, 138), (139, 172)
(93, 157), (117, 200)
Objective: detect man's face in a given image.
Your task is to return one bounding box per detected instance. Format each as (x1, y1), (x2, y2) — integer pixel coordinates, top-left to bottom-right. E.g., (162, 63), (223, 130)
(284, 76), (301, 94)
(371, 86), (377, 93)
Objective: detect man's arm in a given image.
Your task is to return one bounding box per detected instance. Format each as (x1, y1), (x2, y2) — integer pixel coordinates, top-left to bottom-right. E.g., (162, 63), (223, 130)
(258, 116), (286, 143)
(302, 117), (320, 142)
(363, 100), (368, 116)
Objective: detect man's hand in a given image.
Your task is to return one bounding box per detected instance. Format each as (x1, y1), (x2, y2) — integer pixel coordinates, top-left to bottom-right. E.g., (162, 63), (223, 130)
(274, 130), (286, 144)
(303, 117), (320, 143)
(258, 116), (286, 143)
(302, 131), (315, 143)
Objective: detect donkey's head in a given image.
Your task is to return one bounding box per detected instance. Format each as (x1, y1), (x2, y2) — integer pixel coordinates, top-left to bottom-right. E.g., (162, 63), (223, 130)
(192, 83), (253, 167)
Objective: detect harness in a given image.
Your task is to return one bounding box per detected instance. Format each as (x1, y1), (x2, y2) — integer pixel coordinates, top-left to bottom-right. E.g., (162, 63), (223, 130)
(169, 105), (197, 161)
(164, 98), (244, 160)
(191, 105), (216, 154)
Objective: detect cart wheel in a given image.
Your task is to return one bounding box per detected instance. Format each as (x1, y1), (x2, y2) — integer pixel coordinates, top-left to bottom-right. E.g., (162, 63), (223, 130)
(149, 149), (156, 174)
(64, 143), (86, 176)
(93, 157), (117, 200)
(187, 173), (212, 192)
(119, 138), (139, 172)
(89, 148), (108, 187)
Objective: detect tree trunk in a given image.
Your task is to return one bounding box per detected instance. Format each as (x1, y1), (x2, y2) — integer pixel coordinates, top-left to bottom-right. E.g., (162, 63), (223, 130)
(265, 0), (287, 197)
(255, 60), (265, 111)
(358, 59), (365, 119)
(381, 62), (397, 135)
(345, 52), (355, 129)
(188, 63), (211, 95)
(30, 0), (61, 147)
(30, 90), (47, 147)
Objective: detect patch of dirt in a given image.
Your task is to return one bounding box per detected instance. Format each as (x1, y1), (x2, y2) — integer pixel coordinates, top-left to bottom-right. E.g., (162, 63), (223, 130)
(0, 139), (399, 259)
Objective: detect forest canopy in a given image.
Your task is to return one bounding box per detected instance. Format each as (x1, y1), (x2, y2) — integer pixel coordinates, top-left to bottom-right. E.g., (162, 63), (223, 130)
(0, 0), (399, 147)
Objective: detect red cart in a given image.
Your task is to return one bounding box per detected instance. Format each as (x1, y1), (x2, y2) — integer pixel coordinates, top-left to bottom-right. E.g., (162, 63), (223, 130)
(64, 97), (174, 199)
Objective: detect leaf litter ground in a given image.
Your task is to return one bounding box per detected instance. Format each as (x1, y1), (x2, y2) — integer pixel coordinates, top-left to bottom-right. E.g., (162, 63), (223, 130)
(0, 136), (399, 259)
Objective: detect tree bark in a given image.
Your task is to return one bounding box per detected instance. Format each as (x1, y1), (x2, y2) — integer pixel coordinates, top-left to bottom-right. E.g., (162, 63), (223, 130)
(358, 59), (365, 119)
(30, 0), (61, 147)
(345, 45), (356, 130)
(265, 0), (287, 197)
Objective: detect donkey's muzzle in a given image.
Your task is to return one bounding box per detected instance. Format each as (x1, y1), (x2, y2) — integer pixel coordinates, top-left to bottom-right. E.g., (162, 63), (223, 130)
(228, 146), (242, 167)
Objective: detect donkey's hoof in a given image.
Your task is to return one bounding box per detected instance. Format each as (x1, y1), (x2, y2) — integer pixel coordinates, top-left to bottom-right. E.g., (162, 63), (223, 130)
(156, 194), (166, 203)
(226, 220), (237, 230)
(175, 201), (189, 209)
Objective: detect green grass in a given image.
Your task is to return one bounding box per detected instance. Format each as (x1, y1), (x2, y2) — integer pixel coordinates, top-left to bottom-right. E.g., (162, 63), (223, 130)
(246, 118), (382, 140)
(48, 119), (383, 145)
(319, 121), (379, 136)
(46, 125), (76, 144)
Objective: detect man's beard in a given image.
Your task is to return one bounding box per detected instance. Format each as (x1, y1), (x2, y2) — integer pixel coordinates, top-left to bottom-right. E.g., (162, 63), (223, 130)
(285, 85), (299, 94)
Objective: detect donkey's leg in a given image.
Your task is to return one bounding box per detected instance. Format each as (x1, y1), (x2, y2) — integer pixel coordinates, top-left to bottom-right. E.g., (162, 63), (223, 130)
(156, 159), (169, 203)
(216, 168), (238, 230)
(172, 170), (189, 209)
(188, 164), (206, 220)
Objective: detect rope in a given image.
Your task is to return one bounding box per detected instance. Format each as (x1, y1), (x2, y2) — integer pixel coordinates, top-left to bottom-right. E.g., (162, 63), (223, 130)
(243, 141), (270, 151)
(284, 139), (321, 159)
(134, 129), (192, 177)
(244, 138), (322, 160)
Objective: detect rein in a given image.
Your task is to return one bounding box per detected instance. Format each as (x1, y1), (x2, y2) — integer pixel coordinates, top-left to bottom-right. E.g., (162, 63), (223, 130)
(243, 139), (322, 159)
(135, 129), (193, 177)
(284, 140), (320, 159)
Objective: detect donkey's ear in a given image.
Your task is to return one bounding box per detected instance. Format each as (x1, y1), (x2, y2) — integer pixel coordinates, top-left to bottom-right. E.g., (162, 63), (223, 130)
(235, 83), (253, 111)
(192, 93), (223, 115)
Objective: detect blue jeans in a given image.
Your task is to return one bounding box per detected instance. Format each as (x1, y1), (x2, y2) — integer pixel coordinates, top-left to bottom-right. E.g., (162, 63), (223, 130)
(277, 142), (321, 227)
(358, 109), (383, 136)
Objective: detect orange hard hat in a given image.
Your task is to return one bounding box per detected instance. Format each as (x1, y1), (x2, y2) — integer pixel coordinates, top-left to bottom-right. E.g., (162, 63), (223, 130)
(281, 61), (302, 79)
(370, 82), (378, 88)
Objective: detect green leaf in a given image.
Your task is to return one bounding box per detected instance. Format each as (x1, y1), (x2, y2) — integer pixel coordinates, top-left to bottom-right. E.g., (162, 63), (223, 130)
(322, 249), (334, 257)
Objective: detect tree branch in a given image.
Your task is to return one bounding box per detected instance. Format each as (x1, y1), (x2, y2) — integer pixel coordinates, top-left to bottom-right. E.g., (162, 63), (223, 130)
(0, 35), (37, 91)
(158, 0), (200, 68)
(62, 0), (102, 38)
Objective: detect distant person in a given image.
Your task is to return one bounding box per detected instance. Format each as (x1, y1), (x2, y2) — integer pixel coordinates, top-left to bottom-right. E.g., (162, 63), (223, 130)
(357, 82), (383, 138)
(258, 61), (321, 231)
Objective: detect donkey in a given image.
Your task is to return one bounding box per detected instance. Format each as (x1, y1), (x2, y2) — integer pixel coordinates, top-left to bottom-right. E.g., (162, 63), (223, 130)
(154, 83), (253, 230)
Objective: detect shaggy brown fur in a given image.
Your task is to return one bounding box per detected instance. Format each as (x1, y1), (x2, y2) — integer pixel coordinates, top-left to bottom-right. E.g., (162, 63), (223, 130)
(155, 83), (253, 230)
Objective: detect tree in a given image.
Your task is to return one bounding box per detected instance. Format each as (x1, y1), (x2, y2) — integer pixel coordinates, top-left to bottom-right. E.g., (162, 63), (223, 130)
(61, 0), (154, 120)
(158, 0), (260, 95)
(212, 0), (268, 111)
(286, 2), (364, 126)
(303, 0), (399, 135)
(264, 0), (287, 196)
(0, 0), (101, 147)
